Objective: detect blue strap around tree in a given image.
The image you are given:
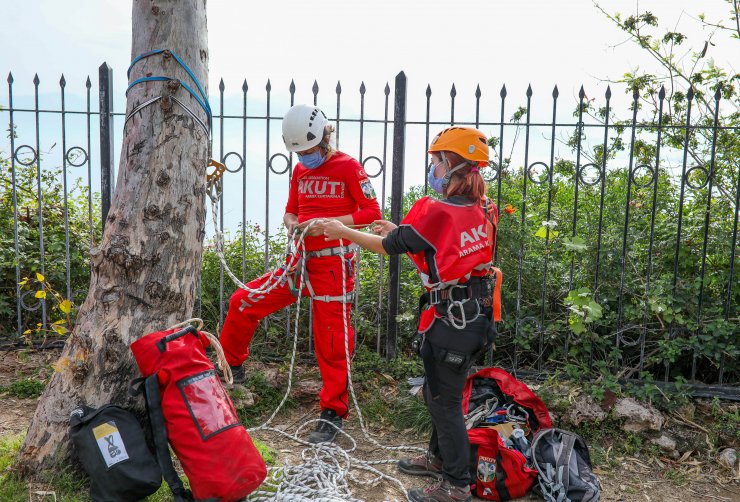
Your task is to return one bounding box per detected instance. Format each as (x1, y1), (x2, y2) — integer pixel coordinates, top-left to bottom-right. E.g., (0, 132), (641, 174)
(126, 49), (212, 129)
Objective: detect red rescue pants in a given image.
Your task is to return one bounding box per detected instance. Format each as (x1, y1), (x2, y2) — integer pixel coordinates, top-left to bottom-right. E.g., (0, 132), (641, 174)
(220, 253), (355, 417)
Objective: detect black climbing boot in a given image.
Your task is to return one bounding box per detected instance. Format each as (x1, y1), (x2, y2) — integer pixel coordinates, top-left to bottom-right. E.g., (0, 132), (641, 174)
(308, 409), (343, 444)
(218, 364), (246, 385)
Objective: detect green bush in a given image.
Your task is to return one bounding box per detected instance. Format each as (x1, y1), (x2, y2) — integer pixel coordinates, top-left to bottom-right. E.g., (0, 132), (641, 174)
(0, 156), (101, 342)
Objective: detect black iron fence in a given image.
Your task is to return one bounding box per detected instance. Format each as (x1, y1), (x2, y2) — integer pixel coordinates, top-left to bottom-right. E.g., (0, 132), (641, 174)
(1, 64), (738, 396)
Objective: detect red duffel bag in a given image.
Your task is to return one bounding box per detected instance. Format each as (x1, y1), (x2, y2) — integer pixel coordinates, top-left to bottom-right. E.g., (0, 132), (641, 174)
(130, 325), (266, 502)
(462, 367), (551, 501)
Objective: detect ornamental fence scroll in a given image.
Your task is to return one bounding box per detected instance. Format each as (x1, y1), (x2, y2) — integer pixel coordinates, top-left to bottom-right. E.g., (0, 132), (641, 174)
(1, 64), (737, 397)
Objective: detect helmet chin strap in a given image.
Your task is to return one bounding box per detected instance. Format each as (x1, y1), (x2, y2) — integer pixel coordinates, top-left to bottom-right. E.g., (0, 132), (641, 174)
(441, 151), (472, 188)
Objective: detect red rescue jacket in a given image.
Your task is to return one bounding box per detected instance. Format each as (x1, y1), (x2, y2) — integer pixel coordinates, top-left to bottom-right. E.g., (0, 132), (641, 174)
(401, 196), (500, 331)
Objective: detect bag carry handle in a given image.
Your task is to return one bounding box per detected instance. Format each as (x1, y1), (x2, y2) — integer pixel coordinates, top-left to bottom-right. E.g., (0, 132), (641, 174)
(156, 325), (200, 353)
(144, 374), (193, 502)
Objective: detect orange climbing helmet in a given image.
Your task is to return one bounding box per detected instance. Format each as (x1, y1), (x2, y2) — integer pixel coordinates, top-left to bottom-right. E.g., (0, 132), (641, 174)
(428, 127), (489, 166)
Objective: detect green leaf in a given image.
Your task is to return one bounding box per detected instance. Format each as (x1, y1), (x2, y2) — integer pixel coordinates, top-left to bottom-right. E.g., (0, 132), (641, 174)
(569, 318), (586, 335)
(563, 236), (588, 252)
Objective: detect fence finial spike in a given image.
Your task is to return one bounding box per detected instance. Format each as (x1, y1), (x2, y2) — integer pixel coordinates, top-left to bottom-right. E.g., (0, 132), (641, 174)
(526, 84), (533, 97)
(218, 78), (225, 92)
(714, 84), (722, 100)
(450, 83), (457, 98)
(312, 80), (319, 95)
(86, 76), (91, 88)
(385, 83), (390, 95)
(266, 79), (272, 92)
(500, 84), (507, 98)
(552, 85), (559, 98)
(243, 79), (249, 92)
(605, 85), (612, 99)
(578, 85), (585, 99)
(687, 86), (694, 101)
(60, 74), (66, 87)
(359, 81), (366, 94)
(336, 80), (341, 94)
(33, 73), (40, 85)
(426, 84), (432, 97)
(7, 72), (13, 84)
(475, 84), (481, 98)
(658, 85), (665, 100)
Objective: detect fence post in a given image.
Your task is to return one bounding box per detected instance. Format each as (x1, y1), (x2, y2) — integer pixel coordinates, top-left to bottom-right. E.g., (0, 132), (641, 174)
(99, 62), (114, 230)
(386, 71), (407, 360)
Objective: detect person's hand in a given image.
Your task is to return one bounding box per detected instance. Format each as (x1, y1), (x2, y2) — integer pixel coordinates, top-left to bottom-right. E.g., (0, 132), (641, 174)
(296, 218), (327, 237)
(320, 219), (347, 240)
(284, 214), (299, 237)
(370, 219), (396, 237)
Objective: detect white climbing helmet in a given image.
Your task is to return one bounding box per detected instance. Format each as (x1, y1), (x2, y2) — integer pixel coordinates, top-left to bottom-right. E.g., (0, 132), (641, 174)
(282, 104), (329, 152)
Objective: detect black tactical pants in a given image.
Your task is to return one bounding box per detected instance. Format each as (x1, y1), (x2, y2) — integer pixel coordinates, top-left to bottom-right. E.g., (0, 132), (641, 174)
(420, 313), (490, 487)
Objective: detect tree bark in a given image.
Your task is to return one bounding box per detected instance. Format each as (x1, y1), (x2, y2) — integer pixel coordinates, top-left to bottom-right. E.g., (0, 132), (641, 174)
(17, 0), (209, 474)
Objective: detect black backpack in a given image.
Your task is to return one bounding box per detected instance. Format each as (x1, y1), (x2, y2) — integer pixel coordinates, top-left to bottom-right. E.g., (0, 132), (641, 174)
(69, 404), (162, 501)
(530, 428), (601, 502)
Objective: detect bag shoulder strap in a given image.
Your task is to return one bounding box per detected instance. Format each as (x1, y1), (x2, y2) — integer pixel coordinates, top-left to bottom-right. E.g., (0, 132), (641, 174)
(554, 429), (577, 496)
(144, 374), (193, 502)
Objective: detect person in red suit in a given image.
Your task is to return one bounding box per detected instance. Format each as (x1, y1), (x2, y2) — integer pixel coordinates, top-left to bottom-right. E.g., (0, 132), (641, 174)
(219, 104), (381, 443)
(318, 127), (499, 502)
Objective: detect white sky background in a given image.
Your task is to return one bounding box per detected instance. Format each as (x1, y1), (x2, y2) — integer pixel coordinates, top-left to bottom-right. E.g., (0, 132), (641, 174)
(1, 0), (737, 236)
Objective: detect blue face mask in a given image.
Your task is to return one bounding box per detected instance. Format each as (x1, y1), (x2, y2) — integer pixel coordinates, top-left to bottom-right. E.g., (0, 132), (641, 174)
(427, 162), (446, 194)
(298, 150), (326, 169)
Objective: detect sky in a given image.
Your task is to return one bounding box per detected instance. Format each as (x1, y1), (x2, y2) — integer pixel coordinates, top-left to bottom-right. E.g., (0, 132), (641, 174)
(1, 0), (737, 236)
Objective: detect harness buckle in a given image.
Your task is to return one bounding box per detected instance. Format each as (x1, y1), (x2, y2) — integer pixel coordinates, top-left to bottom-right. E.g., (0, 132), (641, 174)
(429, 289), (441, 305)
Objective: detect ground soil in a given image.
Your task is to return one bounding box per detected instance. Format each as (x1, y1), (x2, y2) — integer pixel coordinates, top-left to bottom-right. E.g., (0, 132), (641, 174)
(1, 349), (738, 501)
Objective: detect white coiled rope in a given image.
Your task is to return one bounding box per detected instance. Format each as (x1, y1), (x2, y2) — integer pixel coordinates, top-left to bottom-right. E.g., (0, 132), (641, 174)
(206, 178), (426, 501)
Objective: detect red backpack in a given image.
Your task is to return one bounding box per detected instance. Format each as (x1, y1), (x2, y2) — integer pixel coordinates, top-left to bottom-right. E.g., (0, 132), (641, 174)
(462, 367), (551, 501)
(130, 326), (266, 502)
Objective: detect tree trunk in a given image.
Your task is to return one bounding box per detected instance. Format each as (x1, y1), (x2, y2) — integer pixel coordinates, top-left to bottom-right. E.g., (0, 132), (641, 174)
(17, 0), (209, 475)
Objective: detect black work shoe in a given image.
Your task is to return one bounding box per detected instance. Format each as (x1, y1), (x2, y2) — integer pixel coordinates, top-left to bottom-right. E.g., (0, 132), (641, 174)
(408, 479), (472, 502)
(308, 409), (343, 444)
(217, 364), (246, 385)
(398, 451), (443, 478)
